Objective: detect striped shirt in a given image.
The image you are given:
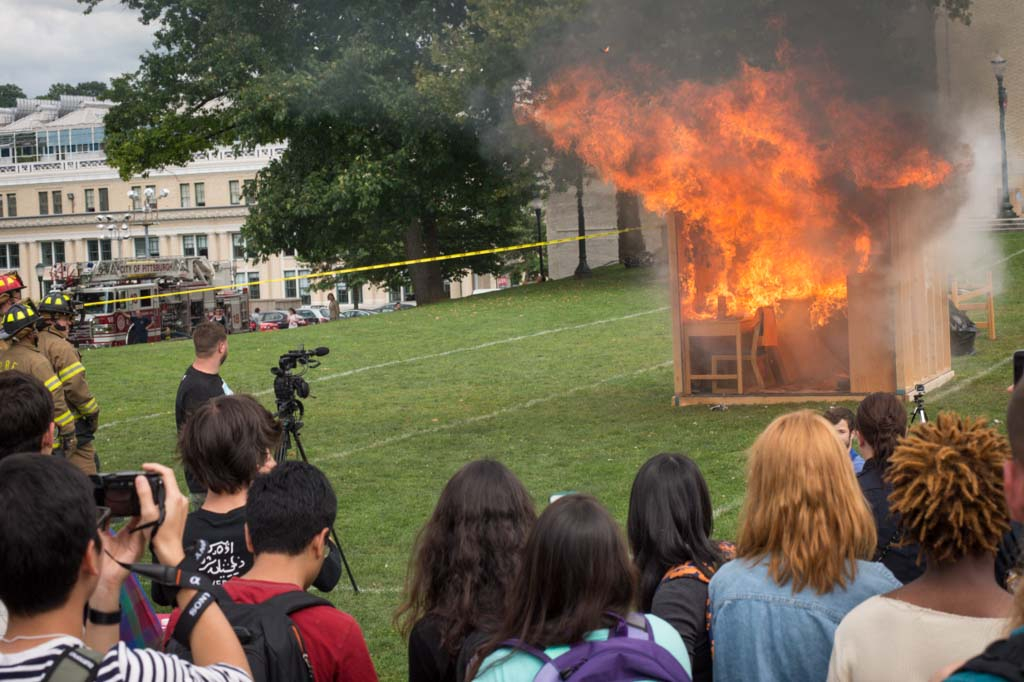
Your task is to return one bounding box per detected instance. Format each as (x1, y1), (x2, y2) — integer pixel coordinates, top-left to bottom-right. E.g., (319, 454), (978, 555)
(0, 636), (251, 682)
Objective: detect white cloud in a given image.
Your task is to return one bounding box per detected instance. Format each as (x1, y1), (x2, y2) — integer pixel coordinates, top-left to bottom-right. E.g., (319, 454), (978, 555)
(0, 0), (157, 98)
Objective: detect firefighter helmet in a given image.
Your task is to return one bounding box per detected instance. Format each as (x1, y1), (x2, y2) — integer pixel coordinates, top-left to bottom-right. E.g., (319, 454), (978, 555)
(2, 302), (40, 337)
(37, 291), (75, 316)
(0, 273), (24, 301)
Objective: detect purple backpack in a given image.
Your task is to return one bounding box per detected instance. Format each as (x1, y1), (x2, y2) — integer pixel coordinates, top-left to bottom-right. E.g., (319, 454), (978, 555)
(501, 613), (691, 682)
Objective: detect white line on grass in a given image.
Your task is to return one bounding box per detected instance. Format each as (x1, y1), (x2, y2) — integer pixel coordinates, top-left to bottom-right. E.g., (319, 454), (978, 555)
(929, 355), (1008, 400)
(98, 411), (171, 431)
(253, 306), (669, 397)
(321, 361), (674, 462)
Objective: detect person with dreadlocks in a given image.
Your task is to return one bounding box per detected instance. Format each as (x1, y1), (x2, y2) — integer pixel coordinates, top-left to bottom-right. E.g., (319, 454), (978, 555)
(855, 391), (923, 583)
(828, 412), (1011, 682)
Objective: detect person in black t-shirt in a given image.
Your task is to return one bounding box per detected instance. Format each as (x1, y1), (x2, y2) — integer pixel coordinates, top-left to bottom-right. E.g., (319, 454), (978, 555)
(154, 394), (274, 605)
(175, 322), (231, 501)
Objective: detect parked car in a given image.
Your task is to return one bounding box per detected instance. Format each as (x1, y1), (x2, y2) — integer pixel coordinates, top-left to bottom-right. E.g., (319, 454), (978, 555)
(339, 309), (377, 319)
(295, 308), (328, 325)
(257, 310), (308, 331)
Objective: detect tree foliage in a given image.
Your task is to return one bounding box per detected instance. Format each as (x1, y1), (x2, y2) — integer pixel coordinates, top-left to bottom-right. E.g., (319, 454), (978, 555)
(41, 81), (111, 100)
(0, 84), (26, 108)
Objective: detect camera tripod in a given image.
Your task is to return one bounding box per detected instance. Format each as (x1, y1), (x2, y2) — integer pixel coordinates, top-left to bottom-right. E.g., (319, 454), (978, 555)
(909, 386), (928, 426)
(276, 409), (360, 593)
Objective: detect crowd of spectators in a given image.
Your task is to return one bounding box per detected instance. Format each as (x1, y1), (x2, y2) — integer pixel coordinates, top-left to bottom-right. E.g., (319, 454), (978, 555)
(4, 364), (1024, 681)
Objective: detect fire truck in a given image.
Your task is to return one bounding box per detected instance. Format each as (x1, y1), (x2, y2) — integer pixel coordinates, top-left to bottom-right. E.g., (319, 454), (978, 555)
(54, 257), (249, 347)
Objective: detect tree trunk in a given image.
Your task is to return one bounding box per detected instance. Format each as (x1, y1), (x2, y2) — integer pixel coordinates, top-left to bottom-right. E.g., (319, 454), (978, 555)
(616, 190), (647, 266)
(405, 215), (446, 305)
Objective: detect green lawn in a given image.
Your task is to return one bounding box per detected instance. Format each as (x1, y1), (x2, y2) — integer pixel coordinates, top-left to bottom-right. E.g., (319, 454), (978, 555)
(86, 231), (1024, 680)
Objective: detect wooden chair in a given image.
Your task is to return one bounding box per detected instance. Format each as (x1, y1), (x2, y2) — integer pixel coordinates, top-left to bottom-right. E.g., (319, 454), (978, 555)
(951, 272), (996, 340)
(709, 312), (765, 394)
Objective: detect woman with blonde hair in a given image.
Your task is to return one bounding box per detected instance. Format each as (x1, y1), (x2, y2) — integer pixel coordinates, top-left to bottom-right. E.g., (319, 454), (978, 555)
(708, 410), (900, 682)
(829, 413), (1011, 681)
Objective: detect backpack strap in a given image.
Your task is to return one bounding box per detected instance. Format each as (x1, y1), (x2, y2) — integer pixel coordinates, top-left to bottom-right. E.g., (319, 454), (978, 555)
(41, 645), (105, 682)
(259, 590), (333, 615)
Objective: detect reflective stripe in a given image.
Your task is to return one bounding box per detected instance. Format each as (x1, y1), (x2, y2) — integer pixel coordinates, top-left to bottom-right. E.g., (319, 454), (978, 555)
(58, 362), (85, 381)
(79, 398), (99, 415)
(43, 376), (62, 392)
(54, 410), (74, 427)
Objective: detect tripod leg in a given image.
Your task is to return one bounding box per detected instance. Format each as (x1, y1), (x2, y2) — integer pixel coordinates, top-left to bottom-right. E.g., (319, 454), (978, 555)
(292, 431), (359, 593)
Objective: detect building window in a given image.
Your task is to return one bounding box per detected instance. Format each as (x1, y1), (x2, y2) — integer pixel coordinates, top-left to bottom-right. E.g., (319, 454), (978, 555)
(298, 270), (311, 305)
(283, 270), (310, 301)
(229, 180), (241, 205)
(84, 189), (95, 213)
(39, 241), (65, 267)
(145, 184), (156, 208)
(284, 270), (297, 299)
(243, 179), (255, 205)
(0, 195), (3, 218)
(134, 237), (159, 258)
(0, 244), (19, 269)
(388, 288), (400, 303)
(235, 272), (260, 299)
(131, 186), (142, 210)
(337, 283), (349, 304)
(6, 194), (16, 217)
(51, 191), (62, 215)
(38, 192), (48, 216)
(182, 234), (208, 257)
(98, 188), (109, 212)
(282, 247), (296, 257)
(231, 233), (246, 260)
(86, 239), (112, 262)
(179, 183), (191, 208)
(194, 183), (206, 207)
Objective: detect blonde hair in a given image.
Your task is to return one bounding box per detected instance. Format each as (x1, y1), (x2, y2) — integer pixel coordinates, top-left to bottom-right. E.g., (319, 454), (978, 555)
(737, 410), (877, 594)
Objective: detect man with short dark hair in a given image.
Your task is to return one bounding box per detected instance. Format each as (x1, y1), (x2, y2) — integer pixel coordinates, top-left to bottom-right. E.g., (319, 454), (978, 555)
(164, 461), (377, 682)
(823, 406), (864, 474)
(0, 371), (54, 460)
(176, 322), (232, 501)
(0, 455), (252, 681)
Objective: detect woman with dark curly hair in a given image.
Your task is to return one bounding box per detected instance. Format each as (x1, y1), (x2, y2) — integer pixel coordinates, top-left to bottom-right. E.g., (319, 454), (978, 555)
(855, 391), (923, 582)
(627, 453), (733, 682)
(829, 413), (1012, 681)
(396, 460), (535, 682)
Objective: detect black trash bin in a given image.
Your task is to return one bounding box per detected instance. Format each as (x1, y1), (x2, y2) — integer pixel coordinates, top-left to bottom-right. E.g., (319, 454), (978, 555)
(949, 300), (978, 356)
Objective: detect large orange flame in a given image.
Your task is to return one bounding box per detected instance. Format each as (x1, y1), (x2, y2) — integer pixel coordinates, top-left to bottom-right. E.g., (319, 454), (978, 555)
(528, 59), (953, 323)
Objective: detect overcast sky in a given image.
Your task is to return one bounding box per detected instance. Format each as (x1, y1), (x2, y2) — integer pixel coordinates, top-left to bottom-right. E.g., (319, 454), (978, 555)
(1, 0), (157, 98)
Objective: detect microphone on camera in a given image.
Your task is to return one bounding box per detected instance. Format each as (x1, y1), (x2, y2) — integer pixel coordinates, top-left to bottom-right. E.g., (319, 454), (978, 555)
(313, 347), (329, 356)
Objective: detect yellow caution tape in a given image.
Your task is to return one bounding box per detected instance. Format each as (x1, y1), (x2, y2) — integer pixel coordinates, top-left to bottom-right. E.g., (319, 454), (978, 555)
(81, 225), (653, 308)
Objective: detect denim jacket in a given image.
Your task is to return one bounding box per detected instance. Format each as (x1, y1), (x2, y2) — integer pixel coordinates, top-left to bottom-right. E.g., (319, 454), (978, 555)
(708, 558), (900, 682)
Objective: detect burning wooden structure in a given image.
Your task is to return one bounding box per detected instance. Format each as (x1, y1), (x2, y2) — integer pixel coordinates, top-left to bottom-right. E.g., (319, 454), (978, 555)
(668, 190), (953, 406)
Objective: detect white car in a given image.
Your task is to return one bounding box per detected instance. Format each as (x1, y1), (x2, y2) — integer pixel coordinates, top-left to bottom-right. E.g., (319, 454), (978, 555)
(298, 306), (331, 323)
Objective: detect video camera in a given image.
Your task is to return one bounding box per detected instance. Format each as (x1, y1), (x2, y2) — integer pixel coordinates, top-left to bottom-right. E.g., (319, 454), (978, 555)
(91, 471), (165, 517)
(271, 346), (329, 427)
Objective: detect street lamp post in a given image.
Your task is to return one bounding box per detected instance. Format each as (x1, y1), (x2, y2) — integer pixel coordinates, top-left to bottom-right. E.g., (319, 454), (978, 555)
(127, 188), (169, 257)
(529, 198), (546, 281)
(34, 262), (44, 298)
(574, 167), (591, 278)
(96, 215), (132, 258)
(992, 54), (1018, 219)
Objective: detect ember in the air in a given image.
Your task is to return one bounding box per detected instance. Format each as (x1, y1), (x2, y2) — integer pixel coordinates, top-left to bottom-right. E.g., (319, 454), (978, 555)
(527, 54), (955, 324)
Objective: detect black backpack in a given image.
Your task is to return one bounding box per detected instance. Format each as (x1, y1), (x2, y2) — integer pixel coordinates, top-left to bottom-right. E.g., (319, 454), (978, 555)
(167, 588), (332, 682)
(957, 630), (1024, 682)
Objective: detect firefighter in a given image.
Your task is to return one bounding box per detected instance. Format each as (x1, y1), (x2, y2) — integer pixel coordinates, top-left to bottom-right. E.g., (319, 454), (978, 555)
(0, 302), (77, 463)
(0, 273), (26, 352)
(36, 291), (100, 474)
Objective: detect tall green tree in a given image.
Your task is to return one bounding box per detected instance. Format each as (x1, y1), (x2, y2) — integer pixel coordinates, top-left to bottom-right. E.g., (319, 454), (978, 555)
(0, 84), (26, 108)
(81, 0), (577, 303)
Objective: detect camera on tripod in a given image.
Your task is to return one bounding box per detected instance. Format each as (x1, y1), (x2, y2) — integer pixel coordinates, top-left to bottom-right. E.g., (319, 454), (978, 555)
(271, 346), (329, 426)
(910, 383), (928, 425)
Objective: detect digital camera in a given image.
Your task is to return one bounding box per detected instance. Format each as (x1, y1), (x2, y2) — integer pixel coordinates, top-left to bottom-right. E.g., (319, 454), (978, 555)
(91, 471), (165, 517)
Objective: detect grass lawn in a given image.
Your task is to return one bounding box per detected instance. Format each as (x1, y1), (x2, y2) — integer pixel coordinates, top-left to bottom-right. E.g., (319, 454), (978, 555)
(85, 231), (1024, 680)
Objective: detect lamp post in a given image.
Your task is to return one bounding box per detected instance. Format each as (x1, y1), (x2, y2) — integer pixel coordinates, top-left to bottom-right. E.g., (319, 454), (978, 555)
(96, 214), (132, 258)
(34, 262), (44, 298)
(574, 166), (591, 278)
(529, 197), (546, 281)
(126, 187), (169, 257)
(992, 54), (1018, 219)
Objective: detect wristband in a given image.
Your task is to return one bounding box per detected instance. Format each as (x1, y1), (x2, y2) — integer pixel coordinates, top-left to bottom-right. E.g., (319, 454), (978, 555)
(172, 590), (219, 646)
(87, 607), (122, 625)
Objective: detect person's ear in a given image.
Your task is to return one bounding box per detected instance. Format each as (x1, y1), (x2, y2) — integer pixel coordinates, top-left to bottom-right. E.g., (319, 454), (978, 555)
(244, 523), (254, 553)
(1004, 459), (1024, 522)
(313, 528), (329, 560)
(81, 538), (102, 578)
(41, 422), (55, 454)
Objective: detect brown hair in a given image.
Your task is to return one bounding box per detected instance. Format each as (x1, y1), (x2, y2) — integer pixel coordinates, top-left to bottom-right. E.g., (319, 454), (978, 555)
(856, 392), (906, 468)
(738, 410), (877, 594)
(395, 460), (535, 654)
(178, 394), (281, 494)
(823, 406), (856, 430)
(469, 495), (636, 678)
(192, 321), (227, 357)
(887, 412), (1010, 565)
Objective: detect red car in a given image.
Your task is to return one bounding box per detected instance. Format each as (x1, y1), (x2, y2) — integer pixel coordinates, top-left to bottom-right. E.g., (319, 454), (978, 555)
(255, 310), (307, 331)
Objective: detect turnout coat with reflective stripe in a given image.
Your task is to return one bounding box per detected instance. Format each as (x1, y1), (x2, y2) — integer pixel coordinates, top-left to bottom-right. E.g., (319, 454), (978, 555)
(0, 339), (75, 434)
(38, 327), (99, 418)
